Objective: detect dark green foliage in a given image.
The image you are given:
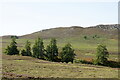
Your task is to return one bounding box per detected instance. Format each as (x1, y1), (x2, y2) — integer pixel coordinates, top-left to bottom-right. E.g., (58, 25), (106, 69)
(21, 40), (32, 56)
(11, 35), (18, 39)
(45, 45), (51, 60)
(46, 38), (58, 61)
(94, 44), (109, 65)
(93, 35), (100, 39)
(105, 61), (120, 68)
(60, 43), (75, 63)
(92, 36), (95, 39)
(21, 49), (26, 56)
(94, 35), (97, 38)
(25, 40), (32, 56)
(83, 36), (87, 40)
(32, 38), (44, 59)
(5, 38), (19, 55)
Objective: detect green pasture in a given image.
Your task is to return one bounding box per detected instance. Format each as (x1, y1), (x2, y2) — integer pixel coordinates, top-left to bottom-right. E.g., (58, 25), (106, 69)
(2, 36), (118, 62)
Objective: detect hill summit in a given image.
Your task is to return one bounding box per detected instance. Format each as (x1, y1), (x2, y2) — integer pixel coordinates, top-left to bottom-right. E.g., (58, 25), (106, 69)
(19, 24), (119, 39)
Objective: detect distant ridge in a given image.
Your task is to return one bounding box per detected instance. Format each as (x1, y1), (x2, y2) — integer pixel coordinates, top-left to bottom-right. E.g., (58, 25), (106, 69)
(2, 24), (119, 39)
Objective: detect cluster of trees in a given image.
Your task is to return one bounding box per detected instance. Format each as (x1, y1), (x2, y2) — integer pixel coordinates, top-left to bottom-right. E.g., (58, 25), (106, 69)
(5, 37), (109, 65)
(5, 37), (75, 63)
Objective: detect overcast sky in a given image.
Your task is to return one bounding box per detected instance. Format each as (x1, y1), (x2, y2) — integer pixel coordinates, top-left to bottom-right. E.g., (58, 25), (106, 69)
(0, 0), (119, 36)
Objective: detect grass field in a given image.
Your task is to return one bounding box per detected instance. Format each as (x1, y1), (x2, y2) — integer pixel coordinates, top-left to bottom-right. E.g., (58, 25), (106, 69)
(2, 36), (118, 62)
(2, 54), (119, 78)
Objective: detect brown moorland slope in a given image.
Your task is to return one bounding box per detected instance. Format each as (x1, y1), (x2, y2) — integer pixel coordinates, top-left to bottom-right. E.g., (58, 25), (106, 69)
(1, 24), (119, 39)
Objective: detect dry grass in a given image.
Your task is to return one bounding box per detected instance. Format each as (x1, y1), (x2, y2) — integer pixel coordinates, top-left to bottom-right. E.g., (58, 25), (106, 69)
(2, 54), (119, 78)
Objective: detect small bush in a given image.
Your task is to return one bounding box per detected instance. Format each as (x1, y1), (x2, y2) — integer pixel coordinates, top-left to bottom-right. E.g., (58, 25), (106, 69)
(84, 36), (87, 40)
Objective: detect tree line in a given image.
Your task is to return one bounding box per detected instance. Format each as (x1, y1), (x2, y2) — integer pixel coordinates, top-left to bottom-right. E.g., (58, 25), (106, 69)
(5, 37), (75, 63)
(5, 37), (109, 65)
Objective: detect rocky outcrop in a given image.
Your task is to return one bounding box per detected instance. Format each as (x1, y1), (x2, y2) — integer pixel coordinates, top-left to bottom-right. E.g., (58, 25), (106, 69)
(91, 24), (120, 30)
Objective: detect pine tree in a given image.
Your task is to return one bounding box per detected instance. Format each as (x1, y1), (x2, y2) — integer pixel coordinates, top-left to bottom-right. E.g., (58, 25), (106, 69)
(32, 38), (44, 59)
(46, 38), (58, 61)
(94, 44), (109, 65)
(25, 40), (32, 56)
(5, 37), (19, 55)
(60, 43), (75, 63)
(21, 40), (32, 56)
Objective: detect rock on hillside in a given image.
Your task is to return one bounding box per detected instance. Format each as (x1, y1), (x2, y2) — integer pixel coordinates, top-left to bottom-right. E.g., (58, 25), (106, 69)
(91, 24), (120, 30)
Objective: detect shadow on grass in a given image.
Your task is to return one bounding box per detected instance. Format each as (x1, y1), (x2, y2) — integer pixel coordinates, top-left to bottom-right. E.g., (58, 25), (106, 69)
(74, 59), (120, 68)
(104, 61), (120, 68)
(1, 78), (120, 80)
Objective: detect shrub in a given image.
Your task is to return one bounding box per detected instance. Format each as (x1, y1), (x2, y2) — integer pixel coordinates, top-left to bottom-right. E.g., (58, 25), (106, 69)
(84, 36), (87, 40)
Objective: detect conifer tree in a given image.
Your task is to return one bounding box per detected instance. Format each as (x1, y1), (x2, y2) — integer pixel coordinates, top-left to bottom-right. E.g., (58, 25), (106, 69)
(21, 40), (32, 56)
(94, 44), (109, 65)
(60, 43), (75, 63)
(46, 38), (58, 61)
(32, 38), (44, 59)
(5, 37), (19, 55)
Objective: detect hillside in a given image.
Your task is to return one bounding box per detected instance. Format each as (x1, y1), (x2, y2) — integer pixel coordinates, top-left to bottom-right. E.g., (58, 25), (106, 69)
(17, 24), (119, 39)
(1, 24), (119, 39)
(1, 24), (119, 57)
(1, 24), (119, 59)
(1, 24), (117, 39)
(1, 24), (119, 79)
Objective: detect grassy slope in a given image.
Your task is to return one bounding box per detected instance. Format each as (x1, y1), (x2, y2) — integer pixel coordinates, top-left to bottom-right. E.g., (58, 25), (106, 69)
(2, 36), (118, 62)
(1, 25), (119, 78)
(20, 26), (118, 39)
(2, 54), (118, 78)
